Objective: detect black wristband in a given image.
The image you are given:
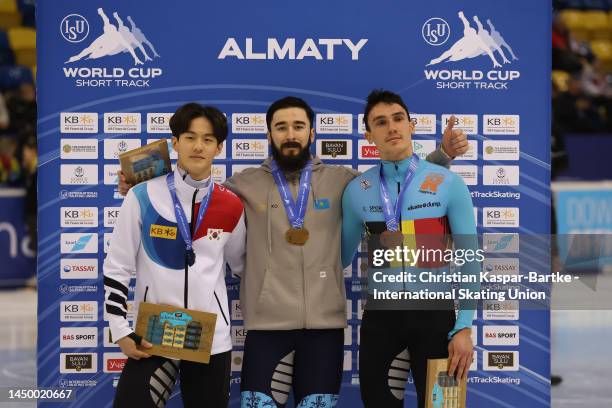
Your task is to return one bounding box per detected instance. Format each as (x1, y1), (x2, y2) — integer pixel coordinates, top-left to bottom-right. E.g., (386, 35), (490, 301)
(127, 332), (142, 346)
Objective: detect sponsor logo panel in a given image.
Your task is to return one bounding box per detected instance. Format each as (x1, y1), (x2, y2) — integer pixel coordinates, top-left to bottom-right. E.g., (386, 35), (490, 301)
(484, 351), (519, 371)
(103, 113), (141, 133)
(483, 300), (519, 320)
(103, 352), (128, 373)
(483, 233), (519, 253)
(483, 258), (519, 276)
(231, 351), (244, 372)
(147, 113), (174, 133)
(60, 113), (98, 133)
(211, 165), (227, 183)
(411, 114), (437, 134)
(60, 301), (98, 322)
(231, 326), (247, 347)
(60, 353), (97, 373)
(231, 139), (268, 160)
(483, 141), (520, 161)
(357, 114), (366, 134)
(343, 350), (352, 371)
(231, 113), (267, 134)
(60, 233), (98, 254)
(103, 165), (121, 185)
(316, 139), (352, 160)
(231, 300), (242, 321)
(316, 114), (353, 134)
(450, 165), (478, 185)
(483, 115), (520, 135)
(412, 140), (436, 160)
(357, 140), (379, 160)
(60, 165), (98, 185)
(61, 139), (98, 159)
(61, 207), (98, 228)
(104, 207), (120, 227)
(483, 325), (520, 346)
(483, 207), (519, 228)
(60, 327), (98, 348)
(60, 258), (98, 279)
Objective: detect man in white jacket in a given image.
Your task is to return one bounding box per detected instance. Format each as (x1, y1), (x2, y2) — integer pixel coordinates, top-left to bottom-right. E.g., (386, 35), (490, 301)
(104, 103), (246, 408)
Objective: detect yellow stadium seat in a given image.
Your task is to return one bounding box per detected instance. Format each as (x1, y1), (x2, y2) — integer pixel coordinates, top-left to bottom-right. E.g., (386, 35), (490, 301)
(559, 10), (591, 41)
(0, 0), (17, 13)
(0, 11), (20, 30)
(15, 49), (35, 66)
(591, 40), (612, 70)
(552, 70), (570, 93)
(591, 40), (612, 61)
(559, 10), (587, 31)
(8, 27), (35, 50)
(585, 11), (611, 40)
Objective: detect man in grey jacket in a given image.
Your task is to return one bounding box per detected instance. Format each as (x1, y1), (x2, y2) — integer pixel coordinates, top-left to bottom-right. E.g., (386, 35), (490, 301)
(119, 96), (467, 407)
(224, 97), (466, 407)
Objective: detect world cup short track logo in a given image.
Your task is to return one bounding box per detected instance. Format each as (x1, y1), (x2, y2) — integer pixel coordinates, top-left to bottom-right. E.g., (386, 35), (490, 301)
(61, 14), (90, 43)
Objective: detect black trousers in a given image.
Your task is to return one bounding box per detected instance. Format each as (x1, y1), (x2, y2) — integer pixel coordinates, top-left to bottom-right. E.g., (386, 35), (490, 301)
(240, 329), (344, 407)
(359, 309), (455, 408)
(114, 351), (231, 408)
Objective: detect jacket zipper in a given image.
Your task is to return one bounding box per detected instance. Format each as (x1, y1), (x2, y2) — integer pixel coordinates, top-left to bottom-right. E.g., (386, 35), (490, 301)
(395, 163), (407, 291)
(144, 286), (149, 303)
(293, 177), (308, 328)
(214, 291), (229, 326)
(185, 189), (198, 309)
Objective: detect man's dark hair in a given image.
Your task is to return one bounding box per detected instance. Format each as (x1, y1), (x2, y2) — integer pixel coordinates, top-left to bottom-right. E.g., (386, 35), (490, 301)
(266, 96), (315, 130)
(169, 103), (228, 144)
(363, 89), (411, 131)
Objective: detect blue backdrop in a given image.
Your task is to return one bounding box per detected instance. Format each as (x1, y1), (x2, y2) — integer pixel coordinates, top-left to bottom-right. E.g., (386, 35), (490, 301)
(37, 1), (551, 406)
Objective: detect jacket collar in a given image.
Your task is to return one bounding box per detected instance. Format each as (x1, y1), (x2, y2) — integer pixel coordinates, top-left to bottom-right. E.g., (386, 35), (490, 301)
(380, 155), (421, 183)
(171, 167), (212, 204)
(260, 155), (324, 179)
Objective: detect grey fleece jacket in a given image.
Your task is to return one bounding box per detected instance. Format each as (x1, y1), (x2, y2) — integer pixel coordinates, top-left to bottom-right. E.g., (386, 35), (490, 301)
(223, 149), (451, 330)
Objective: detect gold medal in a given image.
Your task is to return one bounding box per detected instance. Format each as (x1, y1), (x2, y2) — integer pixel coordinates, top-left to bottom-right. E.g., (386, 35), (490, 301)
(380, 230), (403, 249)
(285, 227), (309, 246)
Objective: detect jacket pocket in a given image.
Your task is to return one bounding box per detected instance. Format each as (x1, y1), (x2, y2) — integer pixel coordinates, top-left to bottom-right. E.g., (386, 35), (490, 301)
(255, 267), (301, 325)
(305, 265), (346, 325)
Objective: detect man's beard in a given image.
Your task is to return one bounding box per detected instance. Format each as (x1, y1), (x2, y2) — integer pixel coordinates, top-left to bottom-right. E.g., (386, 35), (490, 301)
(271, 139), (312, 173)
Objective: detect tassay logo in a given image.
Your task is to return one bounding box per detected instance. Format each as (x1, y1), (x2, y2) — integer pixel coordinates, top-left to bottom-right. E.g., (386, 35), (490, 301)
(62, 8), (162, 88)
(423, 11), (520, 90)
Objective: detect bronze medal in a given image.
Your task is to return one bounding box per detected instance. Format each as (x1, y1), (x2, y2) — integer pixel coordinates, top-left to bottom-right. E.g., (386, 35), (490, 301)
(285, 227), (309, 246)
(380, 230), (403, 249)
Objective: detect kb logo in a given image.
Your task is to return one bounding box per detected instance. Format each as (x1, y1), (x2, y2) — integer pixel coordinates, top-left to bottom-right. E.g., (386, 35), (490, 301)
(422, 18), (450, 46)
(60, 14), (89, 43)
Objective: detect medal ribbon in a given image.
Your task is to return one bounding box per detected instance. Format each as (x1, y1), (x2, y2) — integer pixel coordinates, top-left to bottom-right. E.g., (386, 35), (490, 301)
(379, 154), (419, 231)
(166, 172), (214, 264)
(271, 159), (313, 228)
